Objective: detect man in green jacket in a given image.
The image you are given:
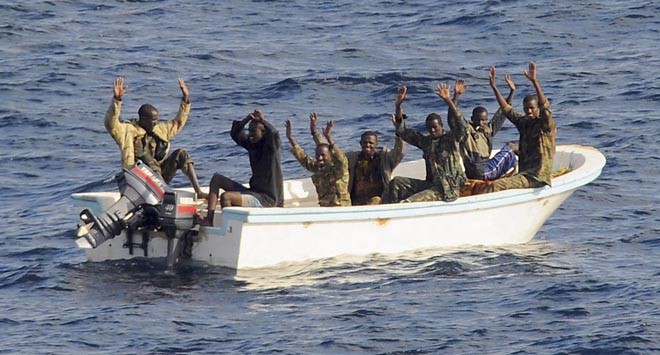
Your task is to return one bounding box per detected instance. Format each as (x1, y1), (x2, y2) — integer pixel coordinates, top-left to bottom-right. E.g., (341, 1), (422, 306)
(105, 76), (206, 198)
(480, 62), (556, 193)
(286, 114), (351, 207)
(383, 82), (468, 203)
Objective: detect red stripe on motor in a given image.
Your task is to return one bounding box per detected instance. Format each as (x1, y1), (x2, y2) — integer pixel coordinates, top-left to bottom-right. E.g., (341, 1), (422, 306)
(177, 205), (198, 214)
(133, 167), (165, 198)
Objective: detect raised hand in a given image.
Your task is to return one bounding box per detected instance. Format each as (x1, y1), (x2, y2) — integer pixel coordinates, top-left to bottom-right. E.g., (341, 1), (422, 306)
(322, 119), (336, 147)
(490, 65), (508, 109)
(504, 73), (516, 105)
(395, 85), (407, 106)
(391, 114), (397, 127)
(285, 119), (293, 140)
(453, 78), (465, 105)
(309, 112), (318, 134)
(285, 119), (291, 136)
(504, 73), (516, 91)
(252, 109), (264, 121)
(435, 82), (452, 102)
(489, 66), (496, 88)
(523, 61), (537, 82)
(454, 78), (465, 96)
(323, 120), (334, 139)
(525, 61), (546, 106)
(178, 77), (190, 102)
(113, 76), (126, 100)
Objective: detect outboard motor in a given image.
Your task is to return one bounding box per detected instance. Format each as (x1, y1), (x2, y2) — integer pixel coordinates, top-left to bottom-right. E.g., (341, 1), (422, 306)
(160, 189), (198, 266)
(75, 161), (198, 267)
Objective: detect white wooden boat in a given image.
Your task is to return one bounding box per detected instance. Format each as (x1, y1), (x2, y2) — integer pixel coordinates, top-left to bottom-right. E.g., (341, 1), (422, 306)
(71, 145), (605, 269)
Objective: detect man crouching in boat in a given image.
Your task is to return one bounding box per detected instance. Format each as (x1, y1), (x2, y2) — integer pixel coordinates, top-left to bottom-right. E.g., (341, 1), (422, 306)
(382, 83), (468, 203)
(105, 76), (206, 198)
(200, 110), (284, 226)
(285, 114), (351, 207)
(476, 61), (556, 193)
(308, 88), (407, 205)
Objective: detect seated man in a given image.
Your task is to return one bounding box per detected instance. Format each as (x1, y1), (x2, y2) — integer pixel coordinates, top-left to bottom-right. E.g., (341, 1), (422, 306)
(201, 110), (284, 226)
(383, 83), (468, 203)
(478, 62), (556, 193)
(451, 75), (518, 180)
(286, 114), (350, 207)
(105, 76), (205, 198)
(310, 87), (407, 205)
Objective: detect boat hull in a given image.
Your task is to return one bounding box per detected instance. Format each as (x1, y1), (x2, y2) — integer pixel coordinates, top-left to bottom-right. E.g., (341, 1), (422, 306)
(73, 145), (605, 269)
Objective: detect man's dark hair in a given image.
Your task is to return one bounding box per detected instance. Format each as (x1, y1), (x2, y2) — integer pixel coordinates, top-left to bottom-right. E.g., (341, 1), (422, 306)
(472, 106), (488, 118)
(138, 103), (158, 119)
(425, 112), (443, 126)
(523, 94), (538, 105)
(361, 131), (378, 141)
(316, 143), (330, 150)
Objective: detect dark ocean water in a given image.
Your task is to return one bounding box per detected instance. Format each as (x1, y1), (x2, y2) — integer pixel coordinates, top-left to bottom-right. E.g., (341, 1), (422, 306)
(1, 0), (659, 353)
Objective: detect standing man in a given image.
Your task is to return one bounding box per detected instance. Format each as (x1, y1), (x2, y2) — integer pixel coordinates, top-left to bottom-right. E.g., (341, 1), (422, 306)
(383, 83), (468, 203)
(201, 110), (284, 225)
(480, 61), (556, 193)
(105, 76), (206, 198)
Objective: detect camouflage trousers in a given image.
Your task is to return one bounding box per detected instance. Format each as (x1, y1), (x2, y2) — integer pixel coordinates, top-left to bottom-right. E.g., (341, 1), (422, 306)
(461, 173), (549, 196)
(160, 148), (194, 184)
(482, 173), (545, 194)
(383, 177), (443, 203)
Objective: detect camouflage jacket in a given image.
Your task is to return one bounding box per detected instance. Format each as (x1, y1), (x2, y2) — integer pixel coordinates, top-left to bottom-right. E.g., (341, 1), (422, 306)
(450, 109), (507, 179)
(503, 101), (555, 185)
(104, 98), (191, 171)
(291, 144), (351, 207)
(395, 107), (468, 201)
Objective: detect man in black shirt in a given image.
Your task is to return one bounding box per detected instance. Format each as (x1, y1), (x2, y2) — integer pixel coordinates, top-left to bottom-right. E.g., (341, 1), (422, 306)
(200, 109), (283, 226)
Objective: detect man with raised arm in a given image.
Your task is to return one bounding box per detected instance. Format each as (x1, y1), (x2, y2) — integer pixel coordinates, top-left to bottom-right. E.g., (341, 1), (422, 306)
(309, 86), (407, 205)
(286, 114), (351, 207)
(479, 61), (556, 193)
(200, 109), (284, 226)
(451, 75), (518, 181)
(383, 82), (468, 203)
(105, 76), (206, 198)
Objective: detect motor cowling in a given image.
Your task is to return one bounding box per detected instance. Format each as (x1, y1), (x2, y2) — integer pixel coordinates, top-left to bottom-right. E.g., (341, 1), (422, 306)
(159, 190), (197, 235)
(75, 161), (197, 252)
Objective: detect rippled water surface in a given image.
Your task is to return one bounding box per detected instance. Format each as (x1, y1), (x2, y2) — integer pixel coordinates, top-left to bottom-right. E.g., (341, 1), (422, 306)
(1, 1), (658, 353)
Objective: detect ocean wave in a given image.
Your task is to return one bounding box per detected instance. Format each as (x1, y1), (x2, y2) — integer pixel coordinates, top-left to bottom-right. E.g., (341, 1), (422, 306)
(0, 114), (58, 129)
(260, 78), (302, 99)
(0, 265), (46, 289)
